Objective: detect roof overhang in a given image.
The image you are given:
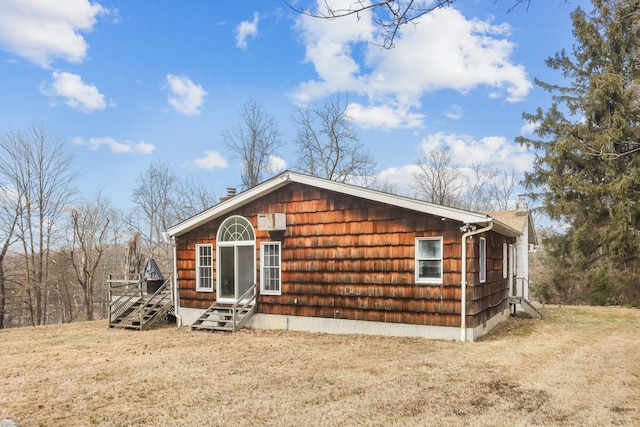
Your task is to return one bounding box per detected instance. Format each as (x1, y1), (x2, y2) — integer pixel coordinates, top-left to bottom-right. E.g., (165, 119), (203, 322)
(489, 219), (522, 239)
(167, 171), (521, 238)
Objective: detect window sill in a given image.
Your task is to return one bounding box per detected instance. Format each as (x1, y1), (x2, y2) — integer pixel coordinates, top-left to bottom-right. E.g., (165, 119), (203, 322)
(261, 290), (281, 296)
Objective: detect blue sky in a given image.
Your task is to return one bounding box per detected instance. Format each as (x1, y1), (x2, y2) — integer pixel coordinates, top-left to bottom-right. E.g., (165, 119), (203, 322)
(0, 0), (589, 210)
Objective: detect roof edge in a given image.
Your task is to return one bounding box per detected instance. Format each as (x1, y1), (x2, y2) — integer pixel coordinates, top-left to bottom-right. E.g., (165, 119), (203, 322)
(168, 171), (516, 237)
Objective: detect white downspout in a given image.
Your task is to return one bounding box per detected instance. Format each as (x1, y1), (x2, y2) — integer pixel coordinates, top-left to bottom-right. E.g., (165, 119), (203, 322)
(171, 236), (182, 327)
(460, 221), (493, 342)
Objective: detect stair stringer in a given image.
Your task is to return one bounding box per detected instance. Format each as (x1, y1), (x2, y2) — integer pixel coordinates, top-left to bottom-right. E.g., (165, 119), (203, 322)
(509, 296), (543, 319)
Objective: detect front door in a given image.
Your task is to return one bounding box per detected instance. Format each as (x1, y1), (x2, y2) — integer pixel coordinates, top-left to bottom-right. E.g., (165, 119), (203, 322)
(216, 216), (256, 303)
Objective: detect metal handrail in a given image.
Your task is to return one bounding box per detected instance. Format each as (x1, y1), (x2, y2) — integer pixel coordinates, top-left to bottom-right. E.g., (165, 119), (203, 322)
(515, 276), (530, 298)
(139, 278), (172, 330)
(231, 282), (258, 332)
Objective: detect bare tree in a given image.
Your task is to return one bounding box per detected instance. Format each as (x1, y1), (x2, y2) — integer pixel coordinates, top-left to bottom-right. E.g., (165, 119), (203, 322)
(460, 163), (498, 212)
(49, 250), (79, 324)
(0, 125), (78, 325)
(294, 95), (376, 183)
(372, 174), (398, 195)
(288, 0), (533, 49)
(412, 146), (523, 211)
(489, 167), (518, 210)
(65, 191), (113, 321)
(173, 176), (218, 219)
(223, 98), (284, 189)
(130, 160), (218, 274)
(0, 185), (21, 328)
(412, 148), (461, 207)
(290, 0), (454, 48)
(130, 159), (176, 263)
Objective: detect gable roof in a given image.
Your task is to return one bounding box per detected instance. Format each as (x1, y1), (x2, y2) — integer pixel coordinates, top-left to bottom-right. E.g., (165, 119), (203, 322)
(167, 171), (521, 238)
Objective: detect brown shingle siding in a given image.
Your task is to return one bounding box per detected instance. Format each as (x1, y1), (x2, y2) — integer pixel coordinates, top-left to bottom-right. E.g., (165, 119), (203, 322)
(176, 182), (514, 329)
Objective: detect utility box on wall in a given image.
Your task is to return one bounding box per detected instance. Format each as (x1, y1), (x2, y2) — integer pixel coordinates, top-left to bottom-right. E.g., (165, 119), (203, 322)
(257, 213), (286, 231)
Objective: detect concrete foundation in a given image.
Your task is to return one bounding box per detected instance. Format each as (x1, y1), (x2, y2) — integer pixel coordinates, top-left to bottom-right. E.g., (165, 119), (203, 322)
(469, 307), (510, 341)
(177, 306), (509, 342)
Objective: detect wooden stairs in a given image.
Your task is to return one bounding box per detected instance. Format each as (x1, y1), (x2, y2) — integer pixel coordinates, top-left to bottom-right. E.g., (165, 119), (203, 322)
(192, 283), (257, 332)
(509, 296), (543, 319)
(108, 277), (173, 330)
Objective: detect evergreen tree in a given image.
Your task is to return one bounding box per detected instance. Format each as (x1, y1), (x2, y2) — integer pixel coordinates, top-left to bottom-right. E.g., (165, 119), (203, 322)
(518, 0), (640, 305)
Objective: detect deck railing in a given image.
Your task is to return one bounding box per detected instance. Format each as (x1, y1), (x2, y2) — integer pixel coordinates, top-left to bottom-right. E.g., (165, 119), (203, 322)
(108, 275), (142, 326)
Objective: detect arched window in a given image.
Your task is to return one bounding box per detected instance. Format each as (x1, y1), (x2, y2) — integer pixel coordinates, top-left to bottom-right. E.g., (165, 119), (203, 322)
(218, 216), (255, 242)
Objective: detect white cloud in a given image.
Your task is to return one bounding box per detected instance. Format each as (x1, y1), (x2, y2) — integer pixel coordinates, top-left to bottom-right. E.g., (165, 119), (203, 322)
(73, 136), (155, 154)
(192, 150), (229, 170)
(293, 3), (531, 129)
(265, 154), (287, 174)
(377, 164), (422, 198)
(293, 0), (374, 103)
(419, 131), (534, 172)
(166, 74), (207, 116)
(41, 71), (107, 112)
(347, 102), (424, 130)
(365, 8), (531, 102)
(0, 0), (109, 68)
(445, 105), (463, 120)
(520, 120), (539, 135)
(235, 12), (259, 49)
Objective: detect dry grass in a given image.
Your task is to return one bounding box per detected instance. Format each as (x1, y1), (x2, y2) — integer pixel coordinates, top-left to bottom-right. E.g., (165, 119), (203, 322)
(1, 306), (639, 426)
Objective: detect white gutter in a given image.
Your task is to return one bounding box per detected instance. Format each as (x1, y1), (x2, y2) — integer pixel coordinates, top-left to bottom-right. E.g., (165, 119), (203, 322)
(460, 221), (493, 342)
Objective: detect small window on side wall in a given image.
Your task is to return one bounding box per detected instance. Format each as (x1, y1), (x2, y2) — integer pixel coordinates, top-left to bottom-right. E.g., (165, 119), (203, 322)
(196, 244), (213, 292)
(415, 237), (443, 284)
(261, 242), (281, 295)
(479, 237), (487, 283)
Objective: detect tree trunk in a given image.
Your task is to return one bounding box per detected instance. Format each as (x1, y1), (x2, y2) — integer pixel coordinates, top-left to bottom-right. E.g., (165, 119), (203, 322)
(26, 287), (35, 326)
(83, 272), (94, 321)
(0, 262), (5, 329)
(34, 284), (42, 325)
(64, 283), (74, 323)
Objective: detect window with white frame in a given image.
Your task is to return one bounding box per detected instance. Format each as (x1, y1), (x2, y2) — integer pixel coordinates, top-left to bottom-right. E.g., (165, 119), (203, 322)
(415, 237), (443, 284)
(260, 242), (281, 295)
(503, 243), (508, 279)
(479, 237), (487, 283)
(196, 244), (213, 292)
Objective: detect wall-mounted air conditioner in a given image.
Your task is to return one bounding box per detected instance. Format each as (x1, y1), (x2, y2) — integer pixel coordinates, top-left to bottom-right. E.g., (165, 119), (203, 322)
(257, 213), (286, 231)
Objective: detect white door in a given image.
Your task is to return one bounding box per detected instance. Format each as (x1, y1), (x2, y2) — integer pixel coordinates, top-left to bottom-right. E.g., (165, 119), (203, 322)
(216, 216), (256, 303)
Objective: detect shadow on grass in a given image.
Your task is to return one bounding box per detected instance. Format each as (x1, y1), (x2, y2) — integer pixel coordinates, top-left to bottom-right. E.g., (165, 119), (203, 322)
(477, 312), (541, 342)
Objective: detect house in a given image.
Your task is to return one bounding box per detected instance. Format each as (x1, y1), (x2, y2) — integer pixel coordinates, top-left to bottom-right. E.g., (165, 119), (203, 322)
(166, 171), (536, 341)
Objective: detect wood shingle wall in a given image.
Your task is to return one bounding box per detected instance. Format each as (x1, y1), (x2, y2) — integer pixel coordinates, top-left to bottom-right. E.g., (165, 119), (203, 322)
(175, 183), (513, 329)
